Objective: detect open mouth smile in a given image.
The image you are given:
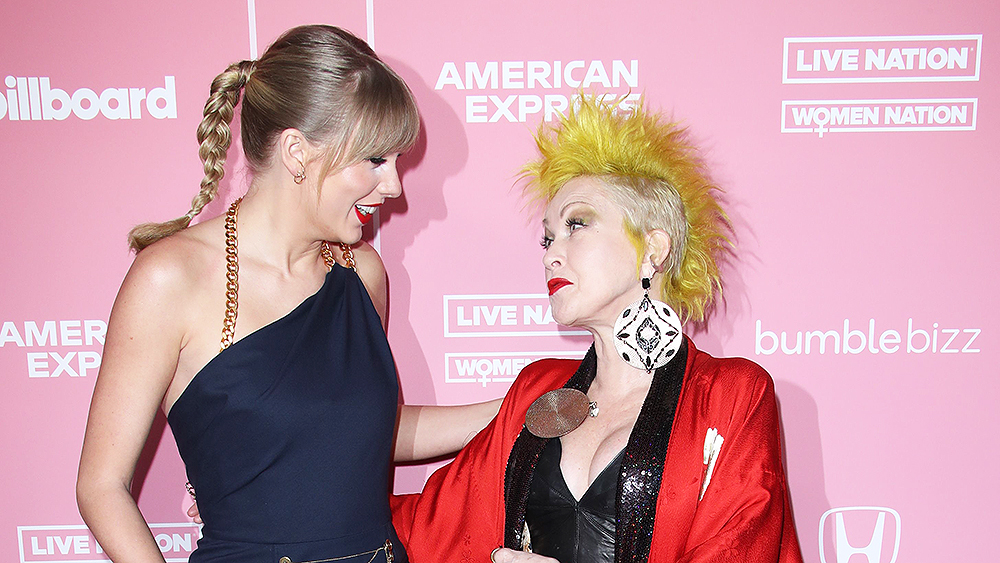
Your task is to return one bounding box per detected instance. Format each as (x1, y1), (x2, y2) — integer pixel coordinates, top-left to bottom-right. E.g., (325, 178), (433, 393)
(354, 204), (379, 225)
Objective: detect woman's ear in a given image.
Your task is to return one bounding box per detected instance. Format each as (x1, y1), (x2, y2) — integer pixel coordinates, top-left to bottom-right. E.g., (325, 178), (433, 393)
(277, 128), (309, 180)
(644, 229), (672, 274)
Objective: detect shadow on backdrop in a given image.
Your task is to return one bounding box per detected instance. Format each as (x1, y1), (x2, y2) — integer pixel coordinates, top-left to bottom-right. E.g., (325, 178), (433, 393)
(378, 56), (472, 493)
(775, 380), (830, 563)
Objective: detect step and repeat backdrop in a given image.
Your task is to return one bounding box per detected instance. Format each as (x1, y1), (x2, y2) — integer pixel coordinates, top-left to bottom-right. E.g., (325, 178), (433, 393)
(1, 1), (996, 562)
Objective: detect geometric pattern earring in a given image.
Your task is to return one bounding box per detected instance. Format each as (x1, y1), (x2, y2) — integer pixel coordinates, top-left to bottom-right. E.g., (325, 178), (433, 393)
(613, 277), (683, 373)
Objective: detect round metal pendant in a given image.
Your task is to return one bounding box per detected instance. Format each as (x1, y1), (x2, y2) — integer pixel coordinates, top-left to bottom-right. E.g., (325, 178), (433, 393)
(524, 388), (591, 438)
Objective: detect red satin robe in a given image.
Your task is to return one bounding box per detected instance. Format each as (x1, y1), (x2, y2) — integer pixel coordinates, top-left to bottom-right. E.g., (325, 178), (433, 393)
(392, 339), (803, 563)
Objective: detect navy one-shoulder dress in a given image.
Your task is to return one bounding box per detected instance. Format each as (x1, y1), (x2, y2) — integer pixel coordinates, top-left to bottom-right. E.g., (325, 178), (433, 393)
(167, 265), (406, 563)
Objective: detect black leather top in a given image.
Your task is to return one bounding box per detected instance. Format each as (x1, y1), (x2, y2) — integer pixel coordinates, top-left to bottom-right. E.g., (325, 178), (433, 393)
(525, 438), (623, 563)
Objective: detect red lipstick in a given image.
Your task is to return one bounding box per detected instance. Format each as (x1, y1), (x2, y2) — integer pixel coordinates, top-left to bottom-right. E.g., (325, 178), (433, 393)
(547, 278), (572, 295)
(354, 204), (379, 225)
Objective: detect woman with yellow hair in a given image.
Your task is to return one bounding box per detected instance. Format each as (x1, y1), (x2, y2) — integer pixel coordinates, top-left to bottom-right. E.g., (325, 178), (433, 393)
(392, 96), (803, 563)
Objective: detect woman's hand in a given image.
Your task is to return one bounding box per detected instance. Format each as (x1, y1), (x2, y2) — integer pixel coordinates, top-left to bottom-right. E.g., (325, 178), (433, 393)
(186, 501), (203, 524)
(490, 548), (559, 563)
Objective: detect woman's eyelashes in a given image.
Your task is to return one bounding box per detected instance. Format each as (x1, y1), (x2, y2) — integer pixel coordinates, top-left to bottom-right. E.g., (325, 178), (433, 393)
(369, 152), (404, 167)
(540, 216), (589, 249)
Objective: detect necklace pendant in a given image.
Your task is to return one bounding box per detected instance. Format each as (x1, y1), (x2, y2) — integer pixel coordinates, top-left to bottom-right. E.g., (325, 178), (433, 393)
(524, 388), (591, 438)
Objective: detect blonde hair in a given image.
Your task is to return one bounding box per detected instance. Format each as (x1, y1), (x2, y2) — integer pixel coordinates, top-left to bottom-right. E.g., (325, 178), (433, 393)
(522, 96), (729, 323)
(128, 25), (420, 251)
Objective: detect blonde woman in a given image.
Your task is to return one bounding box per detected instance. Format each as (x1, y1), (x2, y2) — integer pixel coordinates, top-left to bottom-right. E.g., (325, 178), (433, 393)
(77, 25), (496, 563)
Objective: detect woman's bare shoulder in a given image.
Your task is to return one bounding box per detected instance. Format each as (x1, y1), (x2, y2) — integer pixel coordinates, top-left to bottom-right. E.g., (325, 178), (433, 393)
(119, 221), (224, 308)
(350, 240), (386, 275)
(99, 222), (226, 396)
(342, 241), (388, 323)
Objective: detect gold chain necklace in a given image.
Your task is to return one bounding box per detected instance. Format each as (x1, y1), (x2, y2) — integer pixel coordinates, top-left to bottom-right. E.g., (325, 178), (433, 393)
(220, 197), (356, 352)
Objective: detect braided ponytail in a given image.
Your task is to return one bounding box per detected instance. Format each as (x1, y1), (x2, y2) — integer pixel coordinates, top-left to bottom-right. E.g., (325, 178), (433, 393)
(127, 25), (419, 252)
(127, 60), (256, 252)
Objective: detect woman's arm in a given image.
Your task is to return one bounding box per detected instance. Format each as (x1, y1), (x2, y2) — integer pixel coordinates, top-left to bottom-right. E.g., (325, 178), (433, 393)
(77, 250), (189, 563)
(184, 398), (504, 523)
(394, 400), (502, 462)
(348, 242), (504, 462)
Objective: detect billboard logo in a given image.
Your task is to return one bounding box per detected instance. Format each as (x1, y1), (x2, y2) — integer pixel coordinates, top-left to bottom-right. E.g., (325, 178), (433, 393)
(18, 524), (200, 563)
(781, 98), (977, 137)
(783, 35), (981, 83)
(443, 294), (588, 337)
(819, 507), (900, 563)
(1, 76), (176, 121)
(445, 350), (587, 386)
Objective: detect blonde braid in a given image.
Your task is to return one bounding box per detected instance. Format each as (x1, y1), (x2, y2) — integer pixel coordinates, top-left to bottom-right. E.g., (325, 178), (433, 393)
(127, 60), (256, 252)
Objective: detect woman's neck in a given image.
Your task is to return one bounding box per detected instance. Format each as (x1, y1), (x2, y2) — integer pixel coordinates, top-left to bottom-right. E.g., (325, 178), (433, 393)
(589, 329), (654, 400)
(231, 177), (327, 278)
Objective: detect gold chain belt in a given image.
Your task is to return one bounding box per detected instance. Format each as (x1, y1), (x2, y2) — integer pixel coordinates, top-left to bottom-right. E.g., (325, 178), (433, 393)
(278, 539), (393, 563)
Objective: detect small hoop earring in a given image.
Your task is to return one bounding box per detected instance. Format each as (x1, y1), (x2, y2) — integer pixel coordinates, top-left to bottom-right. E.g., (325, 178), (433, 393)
(293, 169), (306, 184)
(613, 277), (683, 373)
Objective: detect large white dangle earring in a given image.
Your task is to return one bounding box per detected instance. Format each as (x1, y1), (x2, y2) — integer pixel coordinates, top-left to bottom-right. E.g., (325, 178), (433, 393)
(613, 277), (683, 373)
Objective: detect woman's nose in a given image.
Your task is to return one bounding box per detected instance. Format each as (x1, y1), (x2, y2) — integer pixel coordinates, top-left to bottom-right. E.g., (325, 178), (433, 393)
(381, 162), (403, 199)
(543, 241), (562, 270)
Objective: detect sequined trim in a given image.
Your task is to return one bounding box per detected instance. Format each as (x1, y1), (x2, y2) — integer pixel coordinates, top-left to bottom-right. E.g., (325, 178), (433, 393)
(503, 340), (689, 563)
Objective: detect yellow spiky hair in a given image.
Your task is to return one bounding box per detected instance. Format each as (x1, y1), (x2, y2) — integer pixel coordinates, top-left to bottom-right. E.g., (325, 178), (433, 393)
(522, 95), (730, 323)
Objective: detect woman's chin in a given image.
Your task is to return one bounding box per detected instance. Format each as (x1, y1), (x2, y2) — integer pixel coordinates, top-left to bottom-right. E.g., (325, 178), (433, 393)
(334, 227), (363, 245)
(549, 309), (571, 327)
(551, 313), (590, 332)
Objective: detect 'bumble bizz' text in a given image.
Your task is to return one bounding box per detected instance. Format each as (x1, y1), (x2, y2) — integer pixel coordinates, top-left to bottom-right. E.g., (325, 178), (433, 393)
(755, 319), (980, 355)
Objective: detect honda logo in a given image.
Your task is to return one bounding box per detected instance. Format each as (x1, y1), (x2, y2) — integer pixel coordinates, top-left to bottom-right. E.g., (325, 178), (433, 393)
(819, 506), (901, 563)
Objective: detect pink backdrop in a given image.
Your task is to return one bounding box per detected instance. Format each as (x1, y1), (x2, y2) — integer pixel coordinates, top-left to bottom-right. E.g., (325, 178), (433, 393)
(1, 2), (996, 563)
